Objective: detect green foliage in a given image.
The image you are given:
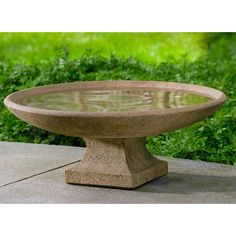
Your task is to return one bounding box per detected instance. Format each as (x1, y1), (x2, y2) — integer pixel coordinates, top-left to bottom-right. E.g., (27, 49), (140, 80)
(0, 34), (235, 165)
(0, 33), (207, 64)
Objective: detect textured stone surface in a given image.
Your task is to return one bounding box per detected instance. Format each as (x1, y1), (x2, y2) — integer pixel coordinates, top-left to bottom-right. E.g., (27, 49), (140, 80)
(65, 138), (168, 188)
(4, 81), (226, 139)
(0, 141), (83, 186)
(4, 81), (226, 188)
(0, 142), (236, 203)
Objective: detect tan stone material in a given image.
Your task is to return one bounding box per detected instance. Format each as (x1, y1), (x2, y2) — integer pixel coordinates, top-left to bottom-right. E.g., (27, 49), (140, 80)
(65, 138), (168, 188)
(4, 81), (226, 189)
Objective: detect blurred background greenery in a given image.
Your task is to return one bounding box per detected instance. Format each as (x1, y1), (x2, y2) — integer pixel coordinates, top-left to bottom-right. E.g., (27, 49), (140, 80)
(0, 32), (208, 63)
(0, 32), (235, 165)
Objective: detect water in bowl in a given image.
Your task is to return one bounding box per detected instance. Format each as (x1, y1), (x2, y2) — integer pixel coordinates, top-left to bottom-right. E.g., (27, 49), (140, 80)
(18, 89), (212, 112)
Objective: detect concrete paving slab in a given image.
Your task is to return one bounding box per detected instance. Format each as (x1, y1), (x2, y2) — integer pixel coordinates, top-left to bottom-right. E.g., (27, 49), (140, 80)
(0, 142), (84, 186)
(0, 142), (235, 203)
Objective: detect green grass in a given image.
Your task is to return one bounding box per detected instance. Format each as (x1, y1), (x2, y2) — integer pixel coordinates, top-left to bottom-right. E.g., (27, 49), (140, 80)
(0, 33), (208, 64)
(0, 33), (235, 165)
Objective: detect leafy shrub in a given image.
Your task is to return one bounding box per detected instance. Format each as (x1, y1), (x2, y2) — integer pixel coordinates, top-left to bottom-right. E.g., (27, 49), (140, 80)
(0, 36), (235, 165)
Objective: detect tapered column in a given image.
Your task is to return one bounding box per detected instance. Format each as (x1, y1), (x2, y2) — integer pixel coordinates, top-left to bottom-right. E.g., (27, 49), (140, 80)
(65, 137), (168, 189)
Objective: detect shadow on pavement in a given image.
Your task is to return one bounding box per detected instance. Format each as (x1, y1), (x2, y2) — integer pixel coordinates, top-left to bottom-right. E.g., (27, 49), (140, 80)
(136, 172), (236, 194)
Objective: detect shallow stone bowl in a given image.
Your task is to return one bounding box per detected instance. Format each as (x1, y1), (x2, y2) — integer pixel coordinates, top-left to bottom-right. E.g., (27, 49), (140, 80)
(4, 81), (226, 189)
(4, 80), (226, 138)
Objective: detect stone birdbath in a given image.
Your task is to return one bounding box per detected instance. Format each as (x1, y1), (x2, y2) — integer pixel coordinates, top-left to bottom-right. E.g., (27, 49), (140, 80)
(4, 81), (226, 189)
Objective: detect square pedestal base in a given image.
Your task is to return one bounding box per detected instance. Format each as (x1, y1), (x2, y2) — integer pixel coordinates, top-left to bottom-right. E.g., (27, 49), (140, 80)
(65, 158), (168, 189)
(65, 138), (168, 189)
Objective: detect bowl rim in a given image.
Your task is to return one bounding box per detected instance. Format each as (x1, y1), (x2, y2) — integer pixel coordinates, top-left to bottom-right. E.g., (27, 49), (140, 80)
(4, 80), (227, 118)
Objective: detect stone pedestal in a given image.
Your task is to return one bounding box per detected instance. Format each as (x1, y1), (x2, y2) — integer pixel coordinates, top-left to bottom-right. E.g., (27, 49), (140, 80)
(65, 138), (168, 189)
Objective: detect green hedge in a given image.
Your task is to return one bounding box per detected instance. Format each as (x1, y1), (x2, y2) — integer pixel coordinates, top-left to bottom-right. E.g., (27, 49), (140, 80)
(0, 37), (235, 165)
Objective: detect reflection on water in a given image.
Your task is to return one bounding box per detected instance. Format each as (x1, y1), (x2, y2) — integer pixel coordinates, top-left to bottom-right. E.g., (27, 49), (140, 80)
(18, 89), (212, 112)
